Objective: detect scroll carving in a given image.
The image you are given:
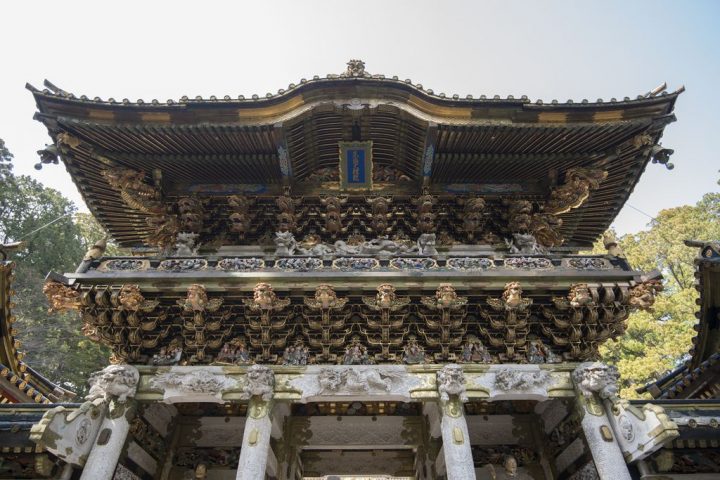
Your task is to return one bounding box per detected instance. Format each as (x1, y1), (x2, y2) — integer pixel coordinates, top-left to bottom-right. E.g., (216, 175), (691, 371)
(482, 282), (532, 361)
(178, 284), (228, 362)
(303, 285), (350, 362)
(361, 284), (411, 359)
(419, 284), (467, 360)
(243, 283), (292, 361)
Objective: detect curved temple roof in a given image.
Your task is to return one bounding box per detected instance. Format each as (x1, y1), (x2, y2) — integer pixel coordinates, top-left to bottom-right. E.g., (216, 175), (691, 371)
(0, 246), (74, 404)
(28, 60), (682, 249)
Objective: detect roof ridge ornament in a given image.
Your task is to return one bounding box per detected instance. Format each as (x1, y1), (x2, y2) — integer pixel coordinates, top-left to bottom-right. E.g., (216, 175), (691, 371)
(345, 59), (367, 77)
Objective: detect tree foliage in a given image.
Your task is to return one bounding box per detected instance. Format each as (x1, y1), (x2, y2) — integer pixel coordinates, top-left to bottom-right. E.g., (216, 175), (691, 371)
(599, 192), (720, 397)
(0, 138), (109, 394)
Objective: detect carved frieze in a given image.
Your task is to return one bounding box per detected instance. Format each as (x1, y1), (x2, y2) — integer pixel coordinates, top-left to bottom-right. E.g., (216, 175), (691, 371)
(151, 369), (238, 402)
(447, 257), (494, 271)
(158, 258), (207, 271)
(504, 257), (552, 269)
(216, 257), (264, 271)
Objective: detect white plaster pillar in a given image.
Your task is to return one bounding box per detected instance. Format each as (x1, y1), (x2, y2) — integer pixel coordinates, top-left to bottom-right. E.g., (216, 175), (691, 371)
(236, 396), (274, 480)
(572, 363), (631, 480)
(439, 399), (476, 480)
(79, 400), (136, 480)
(78, 364), (140, 480)
(236, 365), (276, 480)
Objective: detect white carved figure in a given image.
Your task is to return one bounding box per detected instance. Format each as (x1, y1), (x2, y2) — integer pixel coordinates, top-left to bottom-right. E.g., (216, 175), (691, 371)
(274, 231), (297, 256)
(506, 233), (544, 254)
(85, 364), (140, 402)
(437, 364), (468, 402)
(494, 369), (550, 391)
(417, 233), (439, 256)
(243, 364), (274, 401)
(572, 362), (620, 400)
(175, 232), (200, 256)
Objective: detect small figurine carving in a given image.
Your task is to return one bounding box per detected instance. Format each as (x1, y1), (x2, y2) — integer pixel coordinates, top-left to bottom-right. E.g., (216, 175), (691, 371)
(151, 338), (183, 366)
(526, 337), (561, 364)
(342, 336), (373, 365)
(401, 335), (428, 364)
(215, 337), (252, 365)
(282, 338), (309, 366)
(459, 336), (493, 363)
(174, 232), (200, 256)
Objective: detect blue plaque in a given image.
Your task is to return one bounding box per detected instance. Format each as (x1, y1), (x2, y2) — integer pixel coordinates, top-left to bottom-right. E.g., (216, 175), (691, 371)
(339, 141), (373, 190)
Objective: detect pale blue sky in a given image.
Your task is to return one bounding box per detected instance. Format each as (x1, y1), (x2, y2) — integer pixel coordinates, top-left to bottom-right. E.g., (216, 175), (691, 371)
(1, 0), (718, 234)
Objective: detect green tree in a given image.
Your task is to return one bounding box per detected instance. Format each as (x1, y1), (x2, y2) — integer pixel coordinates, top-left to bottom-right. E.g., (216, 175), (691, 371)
(600, 192), (720, 397)
(0, 138), (109, 394)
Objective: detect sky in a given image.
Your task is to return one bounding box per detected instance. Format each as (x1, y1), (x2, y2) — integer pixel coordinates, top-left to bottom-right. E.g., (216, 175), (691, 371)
(1, 0), (718, 235)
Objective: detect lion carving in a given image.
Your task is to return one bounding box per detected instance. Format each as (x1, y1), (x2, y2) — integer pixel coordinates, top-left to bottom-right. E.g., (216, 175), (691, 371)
(437, 364), (468, 402)
(243, 364), (274, 401)
(85, 365), (140, 403)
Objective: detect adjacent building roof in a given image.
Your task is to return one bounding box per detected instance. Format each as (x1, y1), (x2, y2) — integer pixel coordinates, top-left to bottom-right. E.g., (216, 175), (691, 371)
(0, 246), (74, 404)
(639, 241), (720, 399)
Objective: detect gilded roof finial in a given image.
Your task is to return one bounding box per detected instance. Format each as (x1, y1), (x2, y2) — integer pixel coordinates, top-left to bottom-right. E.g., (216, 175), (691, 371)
(345, 59), (366, 77)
